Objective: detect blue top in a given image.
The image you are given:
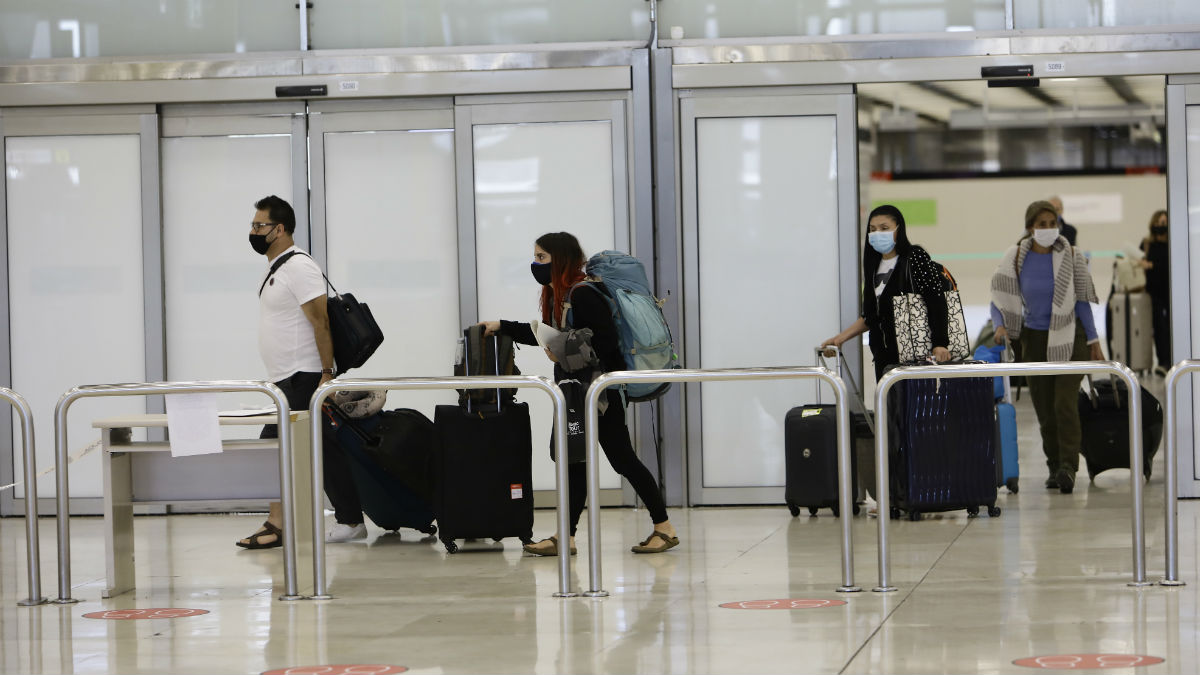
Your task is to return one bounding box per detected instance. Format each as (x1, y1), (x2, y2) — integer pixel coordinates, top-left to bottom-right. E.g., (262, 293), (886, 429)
(990, 250), (1097, 340)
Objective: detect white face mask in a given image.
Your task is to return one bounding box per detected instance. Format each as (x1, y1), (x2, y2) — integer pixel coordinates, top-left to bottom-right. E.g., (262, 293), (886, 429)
(1032, 228), (1060, 248)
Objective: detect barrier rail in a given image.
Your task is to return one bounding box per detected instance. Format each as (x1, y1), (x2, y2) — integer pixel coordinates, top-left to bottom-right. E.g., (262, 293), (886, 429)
(583, 366), (859, 597)
(874, 361), (1148, 592)
(309, 375), (571, 599)
(51, 381), (293, 603)
(1159, 361), (1196, 586)
(2, 388), (46, 606)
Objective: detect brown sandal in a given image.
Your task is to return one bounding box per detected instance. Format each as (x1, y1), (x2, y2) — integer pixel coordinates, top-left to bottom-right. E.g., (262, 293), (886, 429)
(631, 530), (680, 554)
(236, 521), (283, 549)
(522, 536), (577, 557)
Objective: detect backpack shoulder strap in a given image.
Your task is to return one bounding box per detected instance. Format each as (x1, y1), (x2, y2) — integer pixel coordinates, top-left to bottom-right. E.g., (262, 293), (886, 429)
(258, 250), (301, 296)
(561, 279), (608, 328)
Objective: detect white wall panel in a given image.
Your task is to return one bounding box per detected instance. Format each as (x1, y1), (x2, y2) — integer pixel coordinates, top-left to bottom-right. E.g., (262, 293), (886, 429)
(323, 128), (460, 414)
(472, 120), (622, 491)
(696, 116), (841, 488)
(162, 134), (293, 420)
(1188, 106), (1200, 484)
(6, 134), (146, 498)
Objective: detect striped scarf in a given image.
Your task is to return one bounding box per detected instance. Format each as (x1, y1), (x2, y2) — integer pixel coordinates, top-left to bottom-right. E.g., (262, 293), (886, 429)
(990, 236), (1097, 361)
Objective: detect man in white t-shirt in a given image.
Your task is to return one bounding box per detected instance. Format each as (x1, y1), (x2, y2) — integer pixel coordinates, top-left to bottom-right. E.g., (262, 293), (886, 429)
(236, 195), (366, 549)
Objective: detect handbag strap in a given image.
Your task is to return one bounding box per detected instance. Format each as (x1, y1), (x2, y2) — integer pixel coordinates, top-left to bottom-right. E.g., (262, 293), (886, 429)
(258, 250), (341, 298)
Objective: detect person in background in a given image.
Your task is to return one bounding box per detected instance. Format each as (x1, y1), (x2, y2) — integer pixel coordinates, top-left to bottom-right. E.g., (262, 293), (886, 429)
(481, 232), (678, 556)
(1047, 196), (1079, 246)
(821, 203), (951, 381)
(1140, 209), (1170, 376)
(990, 200), (1102, 495)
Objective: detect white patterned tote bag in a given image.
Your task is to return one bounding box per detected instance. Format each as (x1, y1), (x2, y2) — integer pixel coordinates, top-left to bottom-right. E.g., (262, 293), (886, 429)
(892, 262), (971, 363)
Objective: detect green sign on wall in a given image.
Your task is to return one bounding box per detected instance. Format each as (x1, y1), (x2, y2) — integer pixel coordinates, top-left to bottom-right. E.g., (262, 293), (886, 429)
(871, 199), (937, 226)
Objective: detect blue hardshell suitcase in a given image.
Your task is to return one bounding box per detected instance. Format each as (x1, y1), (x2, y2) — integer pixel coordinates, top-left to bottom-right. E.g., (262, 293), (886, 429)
(889, 370), (1001, 520)
(974, 342), (1020, 493)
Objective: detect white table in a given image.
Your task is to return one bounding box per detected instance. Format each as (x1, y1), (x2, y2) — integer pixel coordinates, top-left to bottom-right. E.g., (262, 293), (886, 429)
(93, 411), (313, 598)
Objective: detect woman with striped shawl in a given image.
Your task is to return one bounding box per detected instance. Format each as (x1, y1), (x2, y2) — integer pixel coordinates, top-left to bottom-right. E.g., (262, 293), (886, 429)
(990, 200), (1103, 495)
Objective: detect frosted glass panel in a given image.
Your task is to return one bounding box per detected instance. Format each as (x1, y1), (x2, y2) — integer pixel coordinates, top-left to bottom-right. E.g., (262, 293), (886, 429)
(1188, 106), (1200, 480)
(310, 0), (646, 49)
(696, 116), (841, 488)
(1014, 0), (1200, 29)
(473, 120), (621, 491)
(6, 135), (146, 499)
(660, 0), (1004, 37)
(162, 134), (293, 422)
(323, 129), (460, 415)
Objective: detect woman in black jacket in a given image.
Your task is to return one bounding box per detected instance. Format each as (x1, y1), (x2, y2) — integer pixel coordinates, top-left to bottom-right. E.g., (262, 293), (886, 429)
(1140, 209), (1170, 375)
(822, 204), (951, 379)
(481, 232), (678, 556)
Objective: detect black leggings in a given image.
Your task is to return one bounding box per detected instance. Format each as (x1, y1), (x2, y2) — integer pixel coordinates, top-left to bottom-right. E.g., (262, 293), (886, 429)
(260, 371), (363, 525)
(566, 389), (668, 536)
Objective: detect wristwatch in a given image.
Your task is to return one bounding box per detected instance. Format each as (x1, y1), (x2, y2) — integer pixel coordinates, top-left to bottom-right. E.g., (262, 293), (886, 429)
(321, 368), (334, 375)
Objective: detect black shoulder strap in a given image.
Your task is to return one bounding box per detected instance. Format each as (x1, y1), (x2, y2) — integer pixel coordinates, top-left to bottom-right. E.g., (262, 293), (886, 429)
(258, 250), (337, 297)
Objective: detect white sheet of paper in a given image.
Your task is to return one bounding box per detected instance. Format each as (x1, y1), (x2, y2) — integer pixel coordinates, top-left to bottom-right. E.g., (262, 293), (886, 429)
(166, 393), (222, 457)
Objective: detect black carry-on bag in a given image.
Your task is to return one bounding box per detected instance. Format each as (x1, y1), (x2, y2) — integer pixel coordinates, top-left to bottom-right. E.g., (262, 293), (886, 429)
(888, 364), (1001, 520)
(783, 346), (870, 517)
(433, 328), (534, 554)
(326, 405), (438, 536)
(1077, 376), (1163, 481)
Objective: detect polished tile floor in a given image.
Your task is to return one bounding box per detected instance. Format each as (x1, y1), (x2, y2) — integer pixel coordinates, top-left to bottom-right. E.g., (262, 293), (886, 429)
(1, 388), (1197, 675)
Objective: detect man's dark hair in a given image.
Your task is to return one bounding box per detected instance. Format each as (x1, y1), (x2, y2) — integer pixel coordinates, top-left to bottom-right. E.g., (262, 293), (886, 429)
(254, 195), (296, 235)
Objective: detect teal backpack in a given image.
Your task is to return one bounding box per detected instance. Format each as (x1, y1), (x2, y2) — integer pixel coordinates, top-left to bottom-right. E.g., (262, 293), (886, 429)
(565, 250), (679, 402)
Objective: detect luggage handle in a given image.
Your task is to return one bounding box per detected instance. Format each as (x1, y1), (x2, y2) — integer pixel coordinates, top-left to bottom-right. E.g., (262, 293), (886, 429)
(463, 327), (504, 415)
(813, 345), (874, 435)
(1081, 374), (1123, 410)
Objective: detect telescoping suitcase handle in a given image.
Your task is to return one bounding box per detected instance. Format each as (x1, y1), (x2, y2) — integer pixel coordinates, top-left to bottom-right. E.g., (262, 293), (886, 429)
(813, 345), (874, 435)
(462, 328), (503, 415)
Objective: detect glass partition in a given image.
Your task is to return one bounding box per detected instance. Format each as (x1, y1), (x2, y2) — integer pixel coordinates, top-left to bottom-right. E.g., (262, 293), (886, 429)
(1014, 0), (1200, 29)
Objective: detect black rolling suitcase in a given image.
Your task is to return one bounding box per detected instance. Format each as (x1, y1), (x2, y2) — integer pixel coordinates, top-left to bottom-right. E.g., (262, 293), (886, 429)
(1077, 377), (1162, 481)
(433, 330), (534, 553)
(783, 347), (869, 517)
(328, 407), (438, 536)
(889, 369), (1000, 520)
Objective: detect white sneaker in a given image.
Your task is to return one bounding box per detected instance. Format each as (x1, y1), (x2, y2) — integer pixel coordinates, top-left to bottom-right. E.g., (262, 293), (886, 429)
(325, 522), (367, 543)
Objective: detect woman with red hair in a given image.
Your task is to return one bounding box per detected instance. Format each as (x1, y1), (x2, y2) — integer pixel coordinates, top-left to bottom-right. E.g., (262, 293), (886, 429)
(482, 232), (678, 556)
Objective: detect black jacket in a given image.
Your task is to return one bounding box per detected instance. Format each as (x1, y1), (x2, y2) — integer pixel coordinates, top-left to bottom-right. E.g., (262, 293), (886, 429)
(1145, 240), (1169, 301)
(499, 283), (623, 382)
(862, 245), (950, 376)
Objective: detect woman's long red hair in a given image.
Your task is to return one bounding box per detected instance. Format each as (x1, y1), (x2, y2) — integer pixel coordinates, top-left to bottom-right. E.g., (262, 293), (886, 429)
(535, 232), (587, 326)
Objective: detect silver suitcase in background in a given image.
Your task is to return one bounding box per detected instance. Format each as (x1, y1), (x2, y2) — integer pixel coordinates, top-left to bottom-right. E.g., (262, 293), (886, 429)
(1108, 291), (1154, 373)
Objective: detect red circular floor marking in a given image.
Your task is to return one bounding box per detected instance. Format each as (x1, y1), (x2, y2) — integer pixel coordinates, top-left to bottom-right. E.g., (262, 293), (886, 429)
(261, 662), (410, 667)
(82, 608), (209, 620)
(719, 598), (847, 610)
(1013, 654), (1165, 669)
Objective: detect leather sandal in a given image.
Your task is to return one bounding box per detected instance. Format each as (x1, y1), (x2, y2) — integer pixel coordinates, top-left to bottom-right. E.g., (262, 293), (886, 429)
(631, 530), (680, 554)
(522, 536), (576, 557)
(236, 520), (283, 549)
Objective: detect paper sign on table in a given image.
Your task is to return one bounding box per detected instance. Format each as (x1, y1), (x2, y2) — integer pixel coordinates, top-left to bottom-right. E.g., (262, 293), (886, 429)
(165, 393), (221, 457)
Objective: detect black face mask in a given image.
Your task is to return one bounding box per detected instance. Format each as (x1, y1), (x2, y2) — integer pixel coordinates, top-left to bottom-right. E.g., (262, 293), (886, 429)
(530, 261), (552, 285)
(249, 229), (273, 255)
(1151, 224), (1167, 236)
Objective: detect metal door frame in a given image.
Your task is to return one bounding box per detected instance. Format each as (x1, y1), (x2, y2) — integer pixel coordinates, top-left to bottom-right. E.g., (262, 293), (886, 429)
(679, 86), (861, 506)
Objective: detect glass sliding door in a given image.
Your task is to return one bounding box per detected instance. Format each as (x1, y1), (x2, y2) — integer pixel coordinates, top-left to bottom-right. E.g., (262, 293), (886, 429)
(681, 90), (860, 505)
(308, 101), (460, 416)
(457, 98), (632, 499)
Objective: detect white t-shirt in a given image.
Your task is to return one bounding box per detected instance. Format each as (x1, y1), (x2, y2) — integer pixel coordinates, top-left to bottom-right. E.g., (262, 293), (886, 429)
(258, 246), (327, 383)
(874, 256), (899, 298)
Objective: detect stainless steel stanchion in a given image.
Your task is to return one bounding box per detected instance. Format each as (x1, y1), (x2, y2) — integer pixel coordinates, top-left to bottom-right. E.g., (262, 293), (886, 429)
(51, 381), (293, 603)
(873, 361), (1148, 592)
(309, 375), (572, 599)
(1160, 361), (1196, 587)
(583, 366), (860, 597)
(2, 388), (47, 606)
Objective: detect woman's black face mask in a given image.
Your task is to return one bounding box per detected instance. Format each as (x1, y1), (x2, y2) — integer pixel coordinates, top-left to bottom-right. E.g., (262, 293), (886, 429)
(531, 261), (552, 285)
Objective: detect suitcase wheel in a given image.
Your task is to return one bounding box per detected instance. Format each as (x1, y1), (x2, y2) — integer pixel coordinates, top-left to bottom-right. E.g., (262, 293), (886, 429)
(889, 507), (901, 520)
(967, 506), (980, 518)
(443, 540), (459, 554)
(421, 524), (437, 536)
(987, 505), (1002, 517)
(1005, 477), (1019, 494)
(907, 510), (921, 522)
(787, 503), (801, 517)
(809, 506), (820, 517)
(853, 503), (861, 516)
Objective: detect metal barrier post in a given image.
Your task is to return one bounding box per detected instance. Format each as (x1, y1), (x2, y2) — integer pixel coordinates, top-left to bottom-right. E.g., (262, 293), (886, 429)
(873, 361), (1148, 592)
(584, 366), (859, 597)
(52, 381), (293, 603)
(2, 388), (47, 606)
(308, 375), (572, 599)
(1160, 361), (1195, 586)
